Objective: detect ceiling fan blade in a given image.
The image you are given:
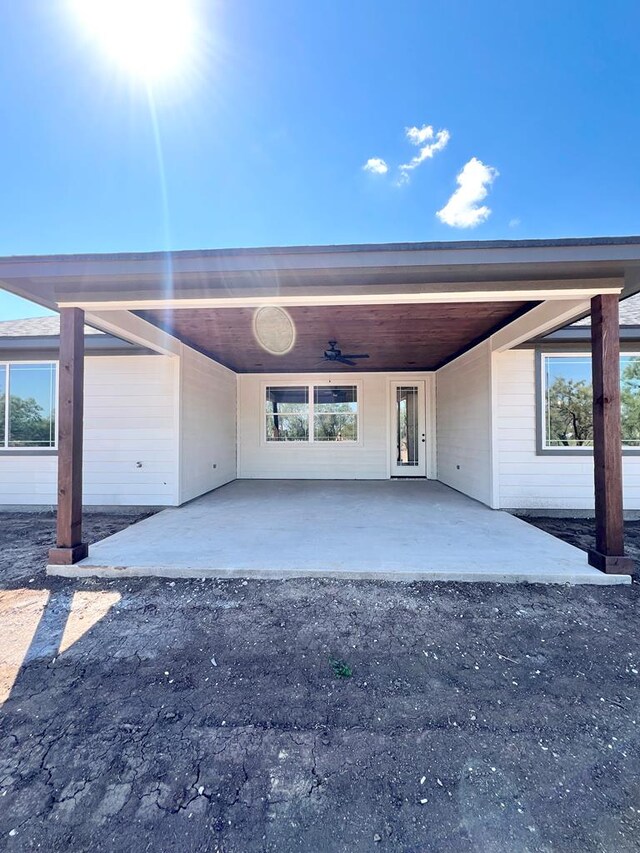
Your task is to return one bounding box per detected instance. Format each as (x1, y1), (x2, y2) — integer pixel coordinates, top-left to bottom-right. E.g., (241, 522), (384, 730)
(341, 353), (369, 359)
(335, 356), (357, 366)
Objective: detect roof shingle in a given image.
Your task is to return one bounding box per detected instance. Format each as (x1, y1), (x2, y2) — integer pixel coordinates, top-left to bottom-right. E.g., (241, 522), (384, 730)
(0, 316), (103, 337)
(573, 292), (640, 326)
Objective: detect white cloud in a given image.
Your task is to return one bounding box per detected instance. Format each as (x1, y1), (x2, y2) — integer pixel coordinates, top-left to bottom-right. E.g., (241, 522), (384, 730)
(436, 157), (499, 228)
(405, 125), (437, 146)
(363, 157), (388, 175)
(509, 217), (521, 228)
(398, 124), (450, 183)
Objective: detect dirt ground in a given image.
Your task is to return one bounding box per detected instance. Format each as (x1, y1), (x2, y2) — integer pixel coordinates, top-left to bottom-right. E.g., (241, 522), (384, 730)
(520, 515), (640, 580)
(0, 511), (639, 852)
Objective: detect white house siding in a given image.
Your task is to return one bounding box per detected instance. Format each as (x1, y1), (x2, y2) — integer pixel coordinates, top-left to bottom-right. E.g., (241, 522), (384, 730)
(237, 372), (433, 480)
(178, 345), (237, 503)
(436, 341), (495, 507)
(0, 455), (58, 505)
(0, 355), (178, 506)
(495, 348), (640, 510)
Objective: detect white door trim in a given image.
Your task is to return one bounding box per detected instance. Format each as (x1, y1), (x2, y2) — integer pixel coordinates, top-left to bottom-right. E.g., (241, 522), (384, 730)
(425, 373), (436, 480)
(389, 380), (427, 477)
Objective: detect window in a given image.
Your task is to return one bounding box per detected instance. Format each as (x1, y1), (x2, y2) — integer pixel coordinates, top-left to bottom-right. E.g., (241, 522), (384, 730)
(0, 362), (57, 449)
(265, 384), (358, 443)
(541, 353), (640, 450)
(265, 386), (309, 441)
(314, 386), (357, 441)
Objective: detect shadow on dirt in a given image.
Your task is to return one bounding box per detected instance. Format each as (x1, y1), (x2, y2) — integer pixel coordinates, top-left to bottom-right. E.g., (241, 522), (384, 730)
(0, 511), (639, 852)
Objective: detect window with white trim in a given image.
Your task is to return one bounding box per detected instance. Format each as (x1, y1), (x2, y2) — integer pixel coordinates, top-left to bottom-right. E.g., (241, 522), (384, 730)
(265, 384), (358, 442)
(541, 353), (640, 449)
(0, 362), (57, 449)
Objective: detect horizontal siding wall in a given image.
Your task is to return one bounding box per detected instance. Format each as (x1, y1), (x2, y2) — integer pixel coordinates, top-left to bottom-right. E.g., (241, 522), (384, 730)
(84, 356), (177, 505)
(0, 355), (178, 506)
(179, 346), (237, 503)
(238, 372), (432, 480)
(0, 455), (58, 504)
(436, 341), (494, 506)
(496, 349), (640, 510)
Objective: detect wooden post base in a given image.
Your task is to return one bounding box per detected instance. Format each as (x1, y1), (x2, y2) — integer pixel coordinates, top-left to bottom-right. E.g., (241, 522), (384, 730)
(48, 544), (89, 565)
(588, 549), (634, 575)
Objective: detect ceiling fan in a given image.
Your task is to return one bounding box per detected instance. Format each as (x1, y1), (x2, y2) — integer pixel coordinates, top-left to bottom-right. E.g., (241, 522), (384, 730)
(321, 340), (370, 367)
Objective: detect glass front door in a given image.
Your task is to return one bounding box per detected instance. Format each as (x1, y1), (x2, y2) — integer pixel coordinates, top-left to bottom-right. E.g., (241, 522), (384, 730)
(390, 381), (426, 476)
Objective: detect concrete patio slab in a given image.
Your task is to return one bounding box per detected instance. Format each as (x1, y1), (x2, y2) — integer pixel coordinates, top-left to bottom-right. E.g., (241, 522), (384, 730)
(48, 480), (631, 584)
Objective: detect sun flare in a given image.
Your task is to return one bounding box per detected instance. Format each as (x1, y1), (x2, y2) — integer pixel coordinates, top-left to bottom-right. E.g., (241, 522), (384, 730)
(70, 0), (197, 82)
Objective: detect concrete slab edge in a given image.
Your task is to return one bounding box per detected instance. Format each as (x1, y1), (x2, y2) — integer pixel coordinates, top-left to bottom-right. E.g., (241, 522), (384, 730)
(2, 504), (162, 514)
(46, 563), (632, 585)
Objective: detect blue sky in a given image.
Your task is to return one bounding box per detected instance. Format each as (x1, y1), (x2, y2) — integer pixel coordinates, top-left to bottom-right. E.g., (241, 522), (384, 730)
(1, 0), (639, 319)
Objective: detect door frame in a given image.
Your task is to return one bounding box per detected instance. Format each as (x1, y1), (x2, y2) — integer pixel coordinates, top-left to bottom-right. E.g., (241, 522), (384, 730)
(387, 377), (436, 478)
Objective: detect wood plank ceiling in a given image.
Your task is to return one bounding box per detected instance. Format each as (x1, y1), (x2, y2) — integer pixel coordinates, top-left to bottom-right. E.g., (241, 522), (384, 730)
(136, 302), (534, 372)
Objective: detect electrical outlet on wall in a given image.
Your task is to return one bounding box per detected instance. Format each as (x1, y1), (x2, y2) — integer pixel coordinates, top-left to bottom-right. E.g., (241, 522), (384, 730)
(212, 463), (217, 469)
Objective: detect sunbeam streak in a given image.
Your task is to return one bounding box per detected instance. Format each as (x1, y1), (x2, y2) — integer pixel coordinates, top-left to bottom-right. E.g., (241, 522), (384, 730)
(146, 85), (175, 307)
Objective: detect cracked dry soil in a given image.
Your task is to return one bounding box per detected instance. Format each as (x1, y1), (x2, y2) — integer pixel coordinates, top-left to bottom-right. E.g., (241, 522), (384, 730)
(0, 511), (639, 852)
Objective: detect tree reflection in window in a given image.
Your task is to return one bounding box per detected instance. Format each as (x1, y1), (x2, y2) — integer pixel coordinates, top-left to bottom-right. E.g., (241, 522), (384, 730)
(265, 386), (309, 441)
(543, 354), (640, 448)
(264, 384), (358, 442)
(314, 386), (357, 441)
(1, 363), (57, 449)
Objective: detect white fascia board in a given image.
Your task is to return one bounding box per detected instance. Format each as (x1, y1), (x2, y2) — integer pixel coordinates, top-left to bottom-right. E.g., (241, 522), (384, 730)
(60, 282), (622, 312)
(489, 299), (597, 352)
(84, 310), (181, 356)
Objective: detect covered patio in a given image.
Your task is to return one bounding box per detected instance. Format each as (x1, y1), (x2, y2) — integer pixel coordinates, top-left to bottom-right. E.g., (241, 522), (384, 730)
(2, 237), (640, 582)
(49, 480), (629, 584)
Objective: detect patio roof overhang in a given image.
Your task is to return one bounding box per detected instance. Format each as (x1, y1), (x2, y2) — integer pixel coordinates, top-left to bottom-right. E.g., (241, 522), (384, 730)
(1, 236), (640, 370)
(3, 237), (638, 576)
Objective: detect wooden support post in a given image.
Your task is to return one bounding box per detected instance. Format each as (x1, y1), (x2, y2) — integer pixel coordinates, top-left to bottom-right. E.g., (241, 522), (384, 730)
(588, 294), (633, 574)
(48, 308), (89, 565)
